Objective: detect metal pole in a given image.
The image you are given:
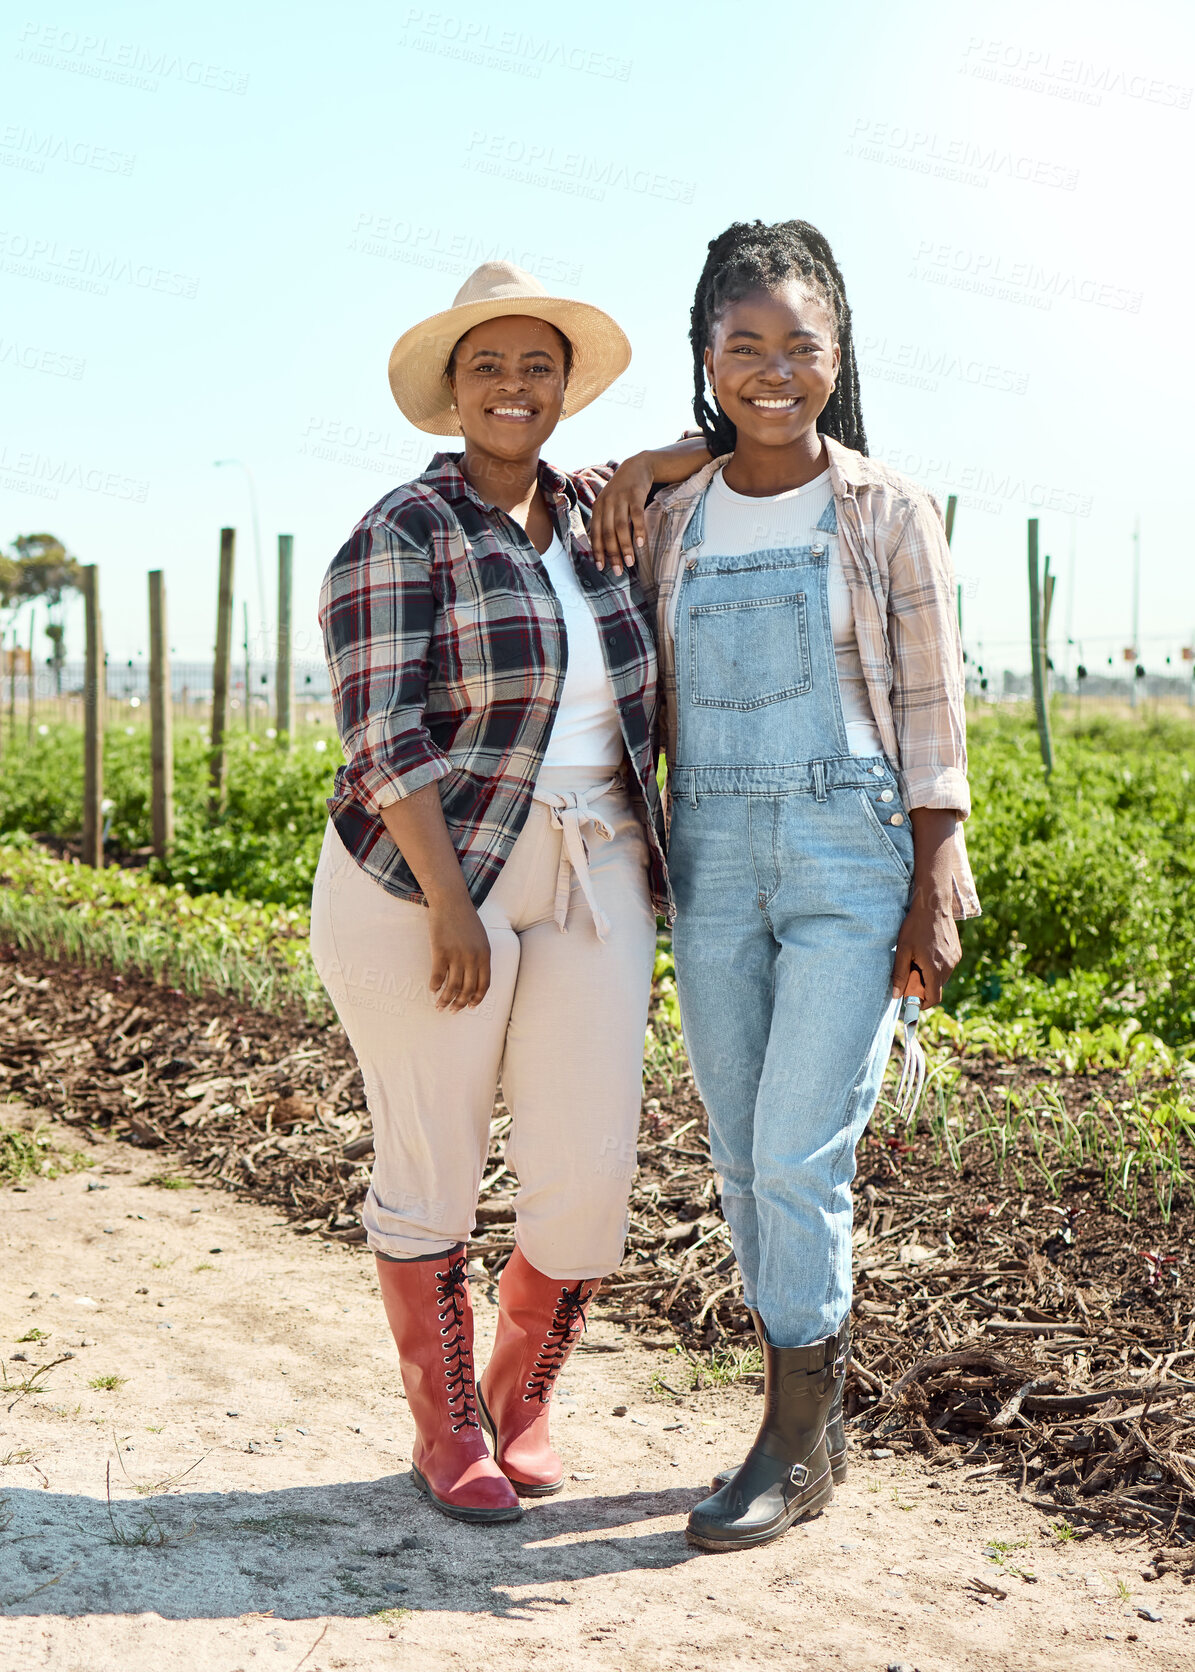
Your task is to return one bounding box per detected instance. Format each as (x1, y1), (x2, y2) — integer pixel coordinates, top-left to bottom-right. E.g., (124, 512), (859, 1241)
(1064, 517), (1076, 689)
(243, 600), (251, 733)
(214, 459), (265, 633)
(210, 527), (235, 812)
(81, 565), (105, 867)
(148, 570), (174, 856)
(1027, 519), (1054, 775)
(1131, 516), (1141, 709)
(276, 533), (294, 746)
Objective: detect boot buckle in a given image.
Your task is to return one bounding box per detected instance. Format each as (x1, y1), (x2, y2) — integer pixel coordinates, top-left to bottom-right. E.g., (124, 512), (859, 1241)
(788, 1462), (810, 1488)
(832, 1350), (848, 1378)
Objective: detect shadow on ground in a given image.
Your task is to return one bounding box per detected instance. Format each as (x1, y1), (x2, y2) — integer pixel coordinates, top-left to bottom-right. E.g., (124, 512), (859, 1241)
(0, 1473), (704, 1621)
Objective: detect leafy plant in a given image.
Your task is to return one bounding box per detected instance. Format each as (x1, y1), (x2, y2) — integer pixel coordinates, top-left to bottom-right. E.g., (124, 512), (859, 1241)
(0, 1123), (91, 1186)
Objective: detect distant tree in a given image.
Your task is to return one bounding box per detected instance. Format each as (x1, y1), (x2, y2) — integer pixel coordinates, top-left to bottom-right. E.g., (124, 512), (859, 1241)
(3, 534), (82, 694)
(44, 621), (67, 692)
(0, 552), (17, 609)
(9, 534), (80, 604)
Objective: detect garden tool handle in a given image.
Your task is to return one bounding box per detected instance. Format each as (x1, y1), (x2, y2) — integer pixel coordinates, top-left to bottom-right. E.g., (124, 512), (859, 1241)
(900, 995), (922, 1028)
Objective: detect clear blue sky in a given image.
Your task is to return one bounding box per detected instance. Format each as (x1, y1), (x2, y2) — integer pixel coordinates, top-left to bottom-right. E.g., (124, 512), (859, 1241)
(2, 0), (1192, 683)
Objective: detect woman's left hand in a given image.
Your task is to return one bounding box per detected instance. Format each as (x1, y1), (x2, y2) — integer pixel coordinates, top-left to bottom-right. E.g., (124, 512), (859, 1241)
(891, 897), (961, 1007)
(891, 806), (964, 1006)
(590, 453), (654, 574)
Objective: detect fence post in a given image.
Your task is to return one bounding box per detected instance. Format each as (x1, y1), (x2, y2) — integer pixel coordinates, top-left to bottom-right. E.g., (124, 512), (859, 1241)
(148, 570), (174, 857)
(276, 533), (294, 747)
(7, 629), (15, 738)
(82, 564), (105, 867)
(944, 493), (957, 548)
(1027, 519), (1054, 775)
(210, 527), (235, 811)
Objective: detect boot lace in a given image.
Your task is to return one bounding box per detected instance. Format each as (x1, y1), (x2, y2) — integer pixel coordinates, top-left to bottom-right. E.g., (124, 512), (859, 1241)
(523, 1280), (593, 1405)
(435, 1253), (479, 1433)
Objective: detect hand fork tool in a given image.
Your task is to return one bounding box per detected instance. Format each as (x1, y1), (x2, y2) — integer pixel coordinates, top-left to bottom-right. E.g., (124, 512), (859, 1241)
(893, 993), (927, 1124)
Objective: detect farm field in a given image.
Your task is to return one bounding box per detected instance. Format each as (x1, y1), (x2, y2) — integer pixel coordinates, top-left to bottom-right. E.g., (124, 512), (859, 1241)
(5, 705), (1195, 1037)
(2, 706), (1195, 1666)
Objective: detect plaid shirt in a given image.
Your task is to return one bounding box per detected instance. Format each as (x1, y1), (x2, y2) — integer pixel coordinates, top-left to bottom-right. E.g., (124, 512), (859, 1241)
(320, 452), (669, 915)
(644, 438), (980, 918)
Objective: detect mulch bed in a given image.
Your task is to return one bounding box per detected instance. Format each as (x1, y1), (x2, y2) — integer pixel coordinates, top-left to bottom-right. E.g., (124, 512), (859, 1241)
(2, 941), (1193, 1551)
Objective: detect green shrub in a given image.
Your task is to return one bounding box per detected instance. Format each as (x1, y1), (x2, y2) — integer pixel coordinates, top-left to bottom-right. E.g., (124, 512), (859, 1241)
(955, 710), (1195, 1041)
(0, 723), (335, 906)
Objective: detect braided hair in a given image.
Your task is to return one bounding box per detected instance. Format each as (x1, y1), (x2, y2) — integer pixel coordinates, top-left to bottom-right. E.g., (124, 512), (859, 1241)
(690, 219), (867, 457)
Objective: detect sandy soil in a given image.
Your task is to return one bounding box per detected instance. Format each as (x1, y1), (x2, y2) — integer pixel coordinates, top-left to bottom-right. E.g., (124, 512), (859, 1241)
(1, 1114), (1192, 1672)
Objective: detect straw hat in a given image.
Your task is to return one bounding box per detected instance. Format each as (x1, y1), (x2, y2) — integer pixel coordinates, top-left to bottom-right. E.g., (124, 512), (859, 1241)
(387, 261), (631, 436)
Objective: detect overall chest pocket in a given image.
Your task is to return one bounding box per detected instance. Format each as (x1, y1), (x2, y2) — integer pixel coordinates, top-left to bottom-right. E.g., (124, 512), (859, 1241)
(688, 592), (811, 710)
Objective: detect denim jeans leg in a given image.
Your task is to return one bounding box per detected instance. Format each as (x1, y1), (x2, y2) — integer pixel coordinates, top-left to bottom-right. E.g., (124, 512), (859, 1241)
(670, 798), (777, 1312)
(748, 817), (907, 1346)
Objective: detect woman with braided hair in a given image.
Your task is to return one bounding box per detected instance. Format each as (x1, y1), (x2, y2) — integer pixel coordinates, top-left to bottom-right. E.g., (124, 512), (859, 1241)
(595, 219), (980, 1550)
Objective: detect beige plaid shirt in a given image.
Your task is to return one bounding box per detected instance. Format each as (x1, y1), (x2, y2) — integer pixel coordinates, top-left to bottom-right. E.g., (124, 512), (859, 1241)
(643, 438), (979, 919)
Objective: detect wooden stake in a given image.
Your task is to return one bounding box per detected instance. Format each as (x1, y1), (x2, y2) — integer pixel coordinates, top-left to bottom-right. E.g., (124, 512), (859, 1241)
(26, 607), (35, 742)
(148, 570), (174, 856)
(210, 527), (235, 811)
(81, 564), (105, 867)
(276, 533), (294, 746)
(1027, 520), (1054, 775)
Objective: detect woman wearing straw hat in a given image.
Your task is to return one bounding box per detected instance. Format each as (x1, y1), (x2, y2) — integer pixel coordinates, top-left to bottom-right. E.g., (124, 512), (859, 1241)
(312, 262), (708, 1523)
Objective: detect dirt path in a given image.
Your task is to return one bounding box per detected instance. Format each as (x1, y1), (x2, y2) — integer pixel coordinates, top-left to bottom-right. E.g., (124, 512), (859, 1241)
(1, 1120), (1191, 1672)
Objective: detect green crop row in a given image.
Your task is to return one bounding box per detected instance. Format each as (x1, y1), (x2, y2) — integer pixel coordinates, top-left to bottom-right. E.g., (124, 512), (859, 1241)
(0, 838), (324, 1014)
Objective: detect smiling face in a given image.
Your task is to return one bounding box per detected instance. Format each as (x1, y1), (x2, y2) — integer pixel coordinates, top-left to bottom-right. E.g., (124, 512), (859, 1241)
(704, 280), (840, 454)
(447, 314), (570, 465)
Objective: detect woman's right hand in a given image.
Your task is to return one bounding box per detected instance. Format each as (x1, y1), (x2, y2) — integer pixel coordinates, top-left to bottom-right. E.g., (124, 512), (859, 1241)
(427, 892), (491, 1012)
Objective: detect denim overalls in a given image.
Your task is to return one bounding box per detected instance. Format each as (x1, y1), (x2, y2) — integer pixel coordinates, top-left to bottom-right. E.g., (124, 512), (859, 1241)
(668, 488), (912, 1348)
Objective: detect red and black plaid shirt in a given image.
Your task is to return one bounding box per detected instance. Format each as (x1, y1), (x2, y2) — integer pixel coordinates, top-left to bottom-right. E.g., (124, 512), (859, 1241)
(320, 451), (670, 916)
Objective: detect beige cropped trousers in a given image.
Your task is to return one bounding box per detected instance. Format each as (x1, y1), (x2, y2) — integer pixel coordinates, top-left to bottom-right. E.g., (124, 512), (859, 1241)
(309, 772), (656, 1280)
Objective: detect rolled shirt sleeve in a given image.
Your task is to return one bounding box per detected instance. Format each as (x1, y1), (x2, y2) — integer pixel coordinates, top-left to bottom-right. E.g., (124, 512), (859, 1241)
(566, 461), (618, 510)
(886, 493), (972, 820)
(320, 515), (451, 815)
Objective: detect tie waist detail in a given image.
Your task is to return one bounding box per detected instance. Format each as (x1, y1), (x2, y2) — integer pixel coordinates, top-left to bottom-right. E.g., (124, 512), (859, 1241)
(530, 776), (622, 940)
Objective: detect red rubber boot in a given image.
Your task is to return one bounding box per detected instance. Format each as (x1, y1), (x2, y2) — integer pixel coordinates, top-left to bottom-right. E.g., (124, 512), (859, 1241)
(477, 1246), (598, 1496)
(375, 1247), (521, 1523)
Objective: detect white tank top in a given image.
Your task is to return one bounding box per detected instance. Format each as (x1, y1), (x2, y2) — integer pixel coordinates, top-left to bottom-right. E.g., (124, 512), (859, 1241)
(537, 531), (625, 773)
(692, 466), (884, 757)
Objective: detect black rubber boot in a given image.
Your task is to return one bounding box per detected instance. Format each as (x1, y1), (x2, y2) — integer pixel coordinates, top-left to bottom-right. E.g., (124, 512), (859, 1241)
(687, 1320), (846, 1553)
(711, 1313), (849, 1491)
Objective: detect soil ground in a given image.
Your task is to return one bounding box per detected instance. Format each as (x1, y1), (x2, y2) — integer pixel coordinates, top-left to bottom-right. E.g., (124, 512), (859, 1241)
(2, 1126), (1192, 1672)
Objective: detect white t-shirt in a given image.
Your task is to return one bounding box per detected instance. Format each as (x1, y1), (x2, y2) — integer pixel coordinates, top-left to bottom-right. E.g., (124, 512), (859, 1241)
(694, 466), (884, 757)
(537, 531), (625, 773)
